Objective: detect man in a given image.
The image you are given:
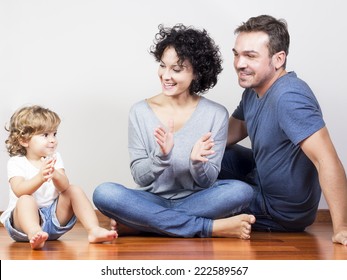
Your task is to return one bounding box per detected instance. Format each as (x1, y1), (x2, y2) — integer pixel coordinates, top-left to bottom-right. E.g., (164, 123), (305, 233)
(219, 15), (347, 245)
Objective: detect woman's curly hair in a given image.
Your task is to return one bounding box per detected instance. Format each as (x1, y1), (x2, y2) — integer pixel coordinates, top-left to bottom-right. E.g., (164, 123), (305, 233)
(5, 105), (61, 157)
(150, 23), (223, 95)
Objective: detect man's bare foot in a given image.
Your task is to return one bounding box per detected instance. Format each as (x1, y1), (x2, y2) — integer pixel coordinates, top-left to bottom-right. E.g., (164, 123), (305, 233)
(332, 231), (347, 246)
(110, 219), (141, 236)
(212, 214), (256, 239)
(29, 231), (49, 250)
(88, 227), (118, 243)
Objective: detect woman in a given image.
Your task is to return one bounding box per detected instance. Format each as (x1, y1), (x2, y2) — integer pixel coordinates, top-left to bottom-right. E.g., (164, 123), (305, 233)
(93, 24), (255, 239)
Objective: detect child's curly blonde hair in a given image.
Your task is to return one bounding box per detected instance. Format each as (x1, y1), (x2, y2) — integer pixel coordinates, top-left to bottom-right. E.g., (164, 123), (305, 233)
(5, 105), (61, 156)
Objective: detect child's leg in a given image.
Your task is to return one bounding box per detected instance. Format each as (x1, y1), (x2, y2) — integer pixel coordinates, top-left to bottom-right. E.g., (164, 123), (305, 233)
(56, 185), (117, 243)
(12, 195), (48, 249)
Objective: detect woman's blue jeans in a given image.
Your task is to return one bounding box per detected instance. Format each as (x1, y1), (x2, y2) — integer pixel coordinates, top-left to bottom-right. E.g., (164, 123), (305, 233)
(93, 179), (254, 237)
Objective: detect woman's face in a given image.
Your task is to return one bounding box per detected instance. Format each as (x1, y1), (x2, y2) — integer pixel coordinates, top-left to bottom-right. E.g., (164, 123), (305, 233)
(158, 47), (194, 97)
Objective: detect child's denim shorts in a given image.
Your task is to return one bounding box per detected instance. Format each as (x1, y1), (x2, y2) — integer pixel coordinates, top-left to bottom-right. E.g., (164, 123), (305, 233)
(4, 198), (77, 242)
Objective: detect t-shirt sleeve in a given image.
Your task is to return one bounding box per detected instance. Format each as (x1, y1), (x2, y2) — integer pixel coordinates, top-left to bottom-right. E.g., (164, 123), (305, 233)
(277, 91), (325, 145)
(7, 157), (26, 180)
(232, 99), (245, 121)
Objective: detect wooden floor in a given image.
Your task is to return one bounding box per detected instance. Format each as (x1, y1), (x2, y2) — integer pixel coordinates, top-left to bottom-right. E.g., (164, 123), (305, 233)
(1, 211), (347, 260)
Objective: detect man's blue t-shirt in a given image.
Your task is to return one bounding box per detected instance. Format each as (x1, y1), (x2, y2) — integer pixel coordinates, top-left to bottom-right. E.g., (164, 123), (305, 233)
(233, 72), (325, 229)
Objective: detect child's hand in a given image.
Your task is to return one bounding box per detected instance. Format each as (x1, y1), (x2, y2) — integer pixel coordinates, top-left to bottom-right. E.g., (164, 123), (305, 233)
(40, 155), (56, 182)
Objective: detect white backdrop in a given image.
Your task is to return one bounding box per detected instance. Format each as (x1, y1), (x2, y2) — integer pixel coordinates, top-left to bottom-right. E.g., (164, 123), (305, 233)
(1, 0), (346, 211)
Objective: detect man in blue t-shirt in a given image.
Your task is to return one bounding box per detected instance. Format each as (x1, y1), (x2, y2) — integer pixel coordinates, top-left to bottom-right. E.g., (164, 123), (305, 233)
(219, 15), (347, 245)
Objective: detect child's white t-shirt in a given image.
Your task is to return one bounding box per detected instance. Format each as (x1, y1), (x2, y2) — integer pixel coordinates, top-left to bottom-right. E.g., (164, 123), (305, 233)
(0, 152), (64, 224)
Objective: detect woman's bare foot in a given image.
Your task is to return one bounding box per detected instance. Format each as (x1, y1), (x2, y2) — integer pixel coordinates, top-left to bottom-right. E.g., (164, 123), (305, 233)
(29, 231), (49, 250)
(88, 227), (118, 243)
(110, 219), (141, 236)
(110, 219), (117, 231)
(212, 214), (256, 239)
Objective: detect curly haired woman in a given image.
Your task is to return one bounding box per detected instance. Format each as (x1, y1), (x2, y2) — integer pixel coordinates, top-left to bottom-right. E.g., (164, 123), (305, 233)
(93, 24), (256, 239)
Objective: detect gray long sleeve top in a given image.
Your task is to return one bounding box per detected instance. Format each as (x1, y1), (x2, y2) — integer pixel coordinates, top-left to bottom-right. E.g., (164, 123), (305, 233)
(128, 96), (229, 199)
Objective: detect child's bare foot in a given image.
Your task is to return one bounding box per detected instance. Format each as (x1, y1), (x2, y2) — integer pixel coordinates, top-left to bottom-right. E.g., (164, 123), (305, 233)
(110, 219), (141, 236)
(29, 231), (49, 250)
(212, 214), (256, 239)
(88, 227), (118, 243)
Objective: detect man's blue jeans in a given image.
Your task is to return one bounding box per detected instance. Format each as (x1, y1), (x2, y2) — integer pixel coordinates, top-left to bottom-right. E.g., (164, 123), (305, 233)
(219, 144), (295, 232)
(93, 179), (254, 237)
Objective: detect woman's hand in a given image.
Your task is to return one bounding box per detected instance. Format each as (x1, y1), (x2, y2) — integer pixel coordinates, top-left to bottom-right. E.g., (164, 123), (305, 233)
(190, 132), (215, 162)
(154, 120), (174, 156)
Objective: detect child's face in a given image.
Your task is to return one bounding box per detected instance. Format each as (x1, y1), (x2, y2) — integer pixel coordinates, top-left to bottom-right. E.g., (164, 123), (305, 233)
(23, 131), (58, 159)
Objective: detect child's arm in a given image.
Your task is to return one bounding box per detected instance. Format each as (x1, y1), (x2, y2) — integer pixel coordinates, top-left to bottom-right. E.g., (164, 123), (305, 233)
(10, 157), (55, 197)
(51, 167), (70, 193)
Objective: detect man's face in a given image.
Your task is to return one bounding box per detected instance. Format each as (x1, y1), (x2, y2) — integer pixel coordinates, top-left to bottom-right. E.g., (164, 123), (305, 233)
(233, 31), (277, 97)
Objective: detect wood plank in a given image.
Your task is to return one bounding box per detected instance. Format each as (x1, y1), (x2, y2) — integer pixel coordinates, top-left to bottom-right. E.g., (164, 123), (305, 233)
(1, 219), (346, 260)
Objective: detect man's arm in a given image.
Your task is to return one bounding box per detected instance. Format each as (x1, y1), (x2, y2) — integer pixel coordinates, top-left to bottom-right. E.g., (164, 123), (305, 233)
(300, 126), (347, 245)
(226, 116), (248, 146)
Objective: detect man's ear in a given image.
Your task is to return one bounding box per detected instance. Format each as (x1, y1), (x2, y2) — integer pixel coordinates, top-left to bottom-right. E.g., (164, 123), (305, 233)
(273, 51), (286, 70)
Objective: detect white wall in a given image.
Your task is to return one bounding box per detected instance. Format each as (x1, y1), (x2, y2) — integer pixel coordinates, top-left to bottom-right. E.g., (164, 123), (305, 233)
(1, 0), (346, 211)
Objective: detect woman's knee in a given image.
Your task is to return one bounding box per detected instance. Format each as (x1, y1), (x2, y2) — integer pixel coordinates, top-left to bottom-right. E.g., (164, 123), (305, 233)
(92, 182), (126, 207)
(239, 182), (254, 203)
(220, 180), (254, 203)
